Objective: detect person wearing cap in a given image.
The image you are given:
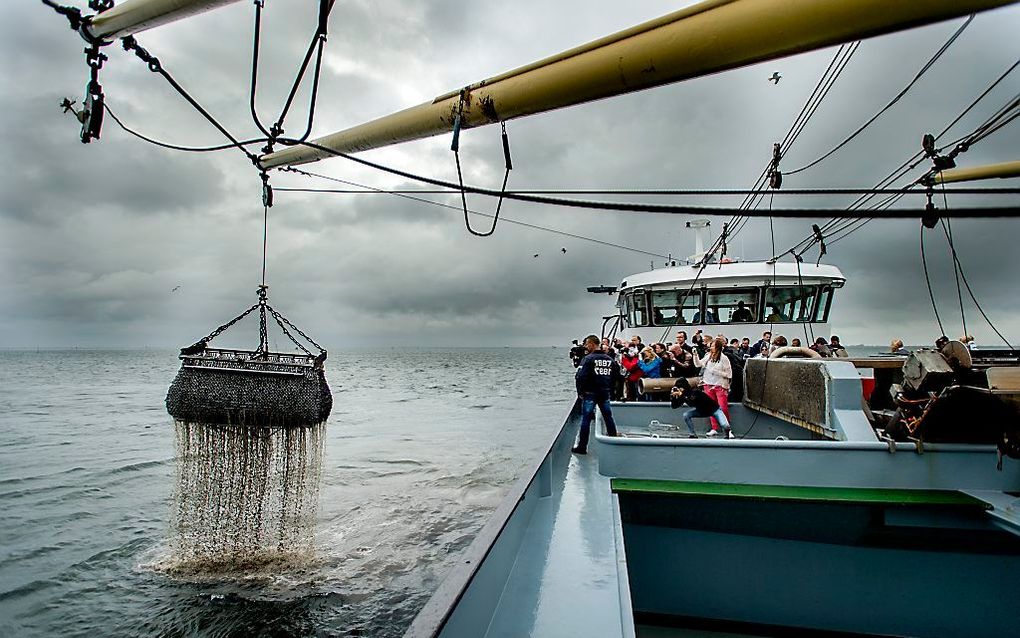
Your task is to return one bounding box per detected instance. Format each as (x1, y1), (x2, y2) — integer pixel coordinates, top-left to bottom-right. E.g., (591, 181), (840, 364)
(669, 378), (734, 439)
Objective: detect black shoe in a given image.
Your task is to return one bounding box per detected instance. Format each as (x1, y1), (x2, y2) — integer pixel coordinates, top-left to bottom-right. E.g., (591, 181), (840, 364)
(571, 446), (587, 455)
(688, 434), (698, 439)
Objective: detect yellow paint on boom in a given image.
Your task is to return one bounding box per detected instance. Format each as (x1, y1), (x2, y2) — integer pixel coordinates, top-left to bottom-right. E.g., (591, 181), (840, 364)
(260, 0), (1019, 169)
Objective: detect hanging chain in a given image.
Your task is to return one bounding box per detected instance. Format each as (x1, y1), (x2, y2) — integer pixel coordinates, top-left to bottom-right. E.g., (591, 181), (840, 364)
(254, 284), (270, 358)
(182, 302), (261, 352)
(268, 306), (325, 353)
(269, 310), (313, 356)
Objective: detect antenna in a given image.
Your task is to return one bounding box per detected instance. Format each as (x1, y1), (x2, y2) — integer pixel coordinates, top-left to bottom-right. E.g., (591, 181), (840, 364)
(685, 219), (711, 263)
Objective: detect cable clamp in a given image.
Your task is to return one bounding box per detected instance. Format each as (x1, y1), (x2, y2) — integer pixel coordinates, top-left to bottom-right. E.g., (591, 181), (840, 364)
(769, 142), (783, 189)
(122, 36), (162, 73)
(921, 132), (956, 173)
(450, 89), (469, 152)
(922, 188), (939, 229)
(811, 223), (827, 266)
(261, 171), (274, 208)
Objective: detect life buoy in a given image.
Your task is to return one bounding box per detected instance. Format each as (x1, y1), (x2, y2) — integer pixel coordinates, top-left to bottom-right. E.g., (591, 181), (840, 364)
(769, 346), (822, 359)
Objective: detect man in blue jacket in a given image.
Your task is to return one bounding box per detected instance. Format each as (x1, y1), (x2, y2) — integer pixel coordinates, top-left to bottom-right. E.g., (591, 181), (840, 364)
(573, 335), (621, 454)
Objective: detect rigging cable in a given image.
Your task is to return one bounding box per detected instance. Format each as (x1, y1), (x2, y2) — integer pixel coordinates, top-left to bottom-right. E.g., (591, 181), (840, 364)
(277, 166), (674, 260)
(785, 14), (976, 176)
(449, 103), (513, 237)
(121, 36), (260, 166)
(728, 42), (862, 245)
(920, 221), (947, 337)
(248, 0), (331, 148)
(941, 185), (968, 339)
(775, 61), (1020, 259)
(104, 102), (270, 152)
(937, 217), (1014, 349)
(272, 137), (1020, 219)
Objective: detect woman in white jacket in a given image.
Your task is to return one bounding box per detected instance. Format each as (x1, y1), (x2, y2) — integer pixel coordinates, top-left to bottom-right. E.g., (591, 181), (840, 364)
(692, 337), (733, 436)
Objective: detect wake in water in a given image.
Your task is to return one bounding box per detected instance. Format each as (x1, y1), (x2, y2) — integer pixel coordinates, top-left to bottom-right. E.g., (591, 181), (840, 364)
(165, 421), (325, 574)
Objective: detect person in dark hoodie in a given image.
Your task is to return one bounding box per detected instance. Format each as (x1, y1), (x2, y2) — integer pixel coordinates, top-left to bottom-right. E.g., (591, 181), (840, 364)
(670, 377), (734, 439)
(572, 335), (621, 454)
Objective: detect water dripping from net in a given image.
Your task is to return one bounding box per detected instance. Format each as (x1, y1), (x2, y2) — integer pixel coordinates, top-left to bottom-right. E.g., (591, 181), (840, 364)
(165, 420), (325, 575)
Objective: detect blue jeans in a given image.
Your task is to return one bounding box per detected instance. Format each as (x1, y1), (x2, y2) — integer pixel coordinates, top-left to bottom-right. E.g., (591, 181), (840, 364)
(576, 395), (619, 451)
(682, 407), (730, 436)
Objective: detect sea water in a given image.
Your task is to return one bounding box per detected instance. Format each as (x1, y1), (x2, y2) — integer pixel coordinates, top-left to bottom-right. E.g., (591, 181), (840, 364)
(0, 348), (573, 637)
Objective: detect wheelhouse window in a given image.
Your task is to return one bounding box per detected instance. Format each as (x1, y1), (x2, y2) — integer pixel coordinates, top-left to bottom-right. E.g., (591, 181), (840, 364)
(814, 285), (834, 322)
(764, 286), (817, 322)
(625, 291), (649, 327)
(651, 289), (702, 325)
(704, 288), (760, 324)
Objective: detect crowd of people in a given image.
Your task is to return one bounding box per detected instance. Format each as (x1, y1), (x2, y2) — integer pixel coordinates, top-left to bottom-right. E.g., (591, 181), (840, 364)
(568, 330), (851, 446)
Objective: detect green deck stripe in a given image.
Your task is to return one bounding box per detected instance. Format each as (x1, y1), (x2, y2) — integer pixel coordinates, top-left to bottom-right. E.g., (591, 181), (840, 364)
(610, 479), (991, 509)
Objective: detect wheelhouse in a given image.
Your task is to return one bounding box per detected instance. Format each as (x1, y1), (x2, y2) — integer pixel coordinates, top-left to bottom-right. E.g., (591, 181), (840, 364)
(613, 261), (845, 339)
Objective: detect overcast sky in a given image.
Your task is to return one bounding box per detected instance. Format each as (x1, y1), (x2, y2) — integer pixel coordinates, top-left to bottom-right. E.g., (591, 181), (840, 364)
(3, 0), (1019, 349)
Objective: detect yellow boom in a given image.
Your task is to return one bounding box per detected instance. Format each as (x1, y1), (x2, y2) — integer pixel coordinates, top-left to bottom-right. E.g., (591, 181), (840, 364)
(936, 160), (1020, 184)
(260, 0), (1018, 169)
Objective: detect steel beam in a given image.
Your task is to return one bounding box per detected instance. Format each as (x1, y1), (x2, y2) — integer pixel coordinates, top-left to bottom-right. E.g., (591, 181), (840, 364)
(260, 0), (1019, 169)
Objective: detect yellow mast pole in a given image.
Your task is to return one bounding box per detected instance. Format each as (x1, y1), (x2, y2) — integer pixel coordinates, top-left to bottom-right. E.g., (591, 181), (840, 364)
(936, 161), (1020, 184)
(260, 0), (1019, 170)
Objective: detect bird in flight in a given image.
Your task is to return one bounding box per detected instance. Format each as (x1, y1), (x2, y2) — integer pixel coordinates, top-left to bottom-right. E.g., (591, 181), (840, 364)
(768, 72), (782, 84)
(561, 247), (567, 254)
(171, 285), (181, 292)
(533, 253), (540, 258)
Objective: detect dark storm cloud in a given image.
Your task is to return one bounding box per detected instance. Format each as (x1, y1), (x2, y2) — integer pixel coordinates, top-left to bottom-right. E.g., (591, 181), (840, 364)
(4, 1), (1019, 347)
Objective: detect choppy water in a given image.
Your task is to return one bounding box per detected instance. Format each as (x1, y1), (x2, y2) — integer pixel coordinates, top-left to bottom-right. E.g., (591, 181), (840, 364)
(0, 348), (574, 637)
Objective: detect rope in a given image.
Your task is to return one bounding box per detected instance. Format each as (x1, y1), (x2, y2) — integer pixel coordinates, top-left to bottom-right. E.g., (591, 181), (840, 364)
(920, 223), (946, 337)
(786, 15), (975, 176)
(941, 188), (968, 339)
(121, 36), (260, 166)
(955, 262), (1016, 350)
(450, 101), (513, 237)
(277, 167), (674, 259)
(271, 186), (1020, 197)
(104, 102), (270, 152)
(937, 219), (1013, 349)
(249, 0), (331, 150)
(776, 61), (1020, 259)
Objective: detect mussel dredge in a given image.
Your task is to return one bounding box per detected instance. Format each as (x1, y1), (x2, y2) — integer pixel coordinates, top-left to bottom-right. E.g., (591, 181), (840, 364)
(39, 0), (1020, 635)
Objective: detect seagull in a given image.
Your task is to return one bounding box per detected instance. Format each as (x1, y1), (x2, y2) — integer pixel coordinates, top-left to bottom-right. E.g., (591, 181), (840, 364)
(768, 72), (782, 84)
(533, 253), (540, 258)
(561, 247), (567, 254)
(171, 285), (181, 292)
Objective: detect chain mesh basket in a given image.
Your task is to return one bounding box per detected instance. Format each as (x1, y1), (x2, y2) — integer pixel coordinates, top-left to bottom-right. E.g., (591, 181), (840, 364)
(165, 287), (332, 428)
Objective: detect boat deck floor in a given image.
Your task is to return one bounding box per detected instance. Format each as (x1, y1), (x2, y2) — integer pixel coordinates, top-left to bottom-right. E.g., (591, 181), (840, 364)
(483, 442), (633, 638)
